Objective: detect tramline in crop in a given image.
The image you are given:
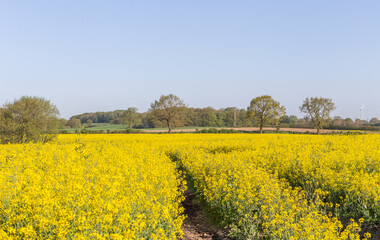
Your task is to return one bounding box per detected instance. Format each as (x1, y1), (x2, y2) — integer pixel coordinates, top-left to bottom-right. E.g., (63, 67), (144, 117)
(0, 134), (378, 239)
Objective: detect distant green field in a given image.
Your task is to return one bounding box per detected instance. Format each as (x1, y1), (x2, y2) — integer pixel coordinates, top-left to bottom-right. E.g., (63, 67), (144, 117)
(59, 123), (130, 133)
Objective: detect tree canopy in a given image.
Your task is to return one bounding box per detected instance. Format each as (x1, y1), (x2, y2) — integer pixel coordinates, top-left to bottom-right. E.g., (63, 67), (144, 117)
(149, 94), (186, 133)
(247, 95), (286, 133)
(300, 97), (336, 134)
(122, 107), (139, 129)
(0, 96), (60, 143)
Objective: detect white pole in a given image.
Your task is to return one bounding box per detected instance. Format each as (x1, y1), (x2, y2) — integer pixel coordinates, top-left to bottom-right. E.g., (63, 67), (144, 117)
(233, 108), (237, 127)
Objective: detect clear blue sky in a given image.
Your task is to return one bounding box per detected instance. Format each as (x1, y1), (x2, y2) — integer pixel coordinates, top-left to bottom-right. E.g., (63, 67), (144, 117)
(1, 1), (379, 119)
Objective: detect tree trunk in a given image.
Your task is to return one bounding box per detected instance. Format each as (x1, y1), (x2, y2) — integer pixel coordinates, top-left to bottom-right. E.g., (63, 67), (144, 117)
(317, 127), (320, 134)
(260, 125), (263, 134)
(168, 121), (172, 133)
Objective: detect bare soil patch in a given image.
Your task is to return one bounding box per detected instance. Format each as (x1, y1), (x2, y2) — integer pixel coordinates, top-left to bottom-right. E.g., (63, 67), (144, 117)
(181, 191), (230, 240)
(363, 224), (380, 240)
(179, 191), (380, 239)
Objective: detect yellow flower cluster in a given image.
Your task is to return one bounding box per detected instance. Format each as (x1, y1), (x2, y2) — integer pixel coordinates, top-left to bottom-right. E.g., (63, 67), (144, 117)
(0, 135), (185, 239)
(223, 135), (380, 223)
(0, 134), (378, 239)
(165, 134), (377, 239)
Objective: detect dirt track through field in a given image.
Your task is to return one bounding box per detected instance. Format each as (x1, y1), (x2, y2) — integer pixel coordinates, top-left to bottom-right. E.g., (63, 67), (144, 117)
(181, 191), (229, 240)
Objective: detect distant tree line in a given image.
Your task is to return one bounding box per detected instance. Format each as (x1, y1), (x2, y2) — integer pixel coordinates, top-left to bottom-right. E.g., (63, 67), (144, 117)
(1, 95), (379, 144)
(72, 110), (376, 129)
(70, 110), (127, 124)
(64, 94), (379, 133)
(67, 107), (254, 129)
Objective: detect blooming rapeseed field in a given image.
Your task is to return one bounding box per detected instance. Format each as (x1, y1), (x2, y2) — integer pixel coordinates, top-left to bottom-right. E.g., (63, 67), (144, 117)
(0, 135), (185, 239)
(165, 134), (377, 239)
(0, 134), (378, 239)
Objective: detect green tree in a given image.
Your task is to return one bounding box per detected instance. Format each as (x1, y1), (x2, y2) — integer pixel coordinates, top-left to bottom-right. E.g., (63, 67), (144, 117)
(86, 119), (93, 127)
(344, 118), (354, 127)
(200, 107), (217, 127)
(247, 95), (286, 133)
(299, 97), (336, 134)
(370, 117), (380, 125)
(0, 96), (60, 143)
(57, 118), (67, 129)
(66, 118), (81, 128)
(216, 109), (228, 127)
(238, 109), (251, 127)
(355, 118), (363, 127)
(281, 115), (299, 126)
(122, 107), (138, 129)
(149, 94), (186, 133)
(182, 107), (199, 127)
(332, 116), (344, 127)
(225, 107), (238, 127)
